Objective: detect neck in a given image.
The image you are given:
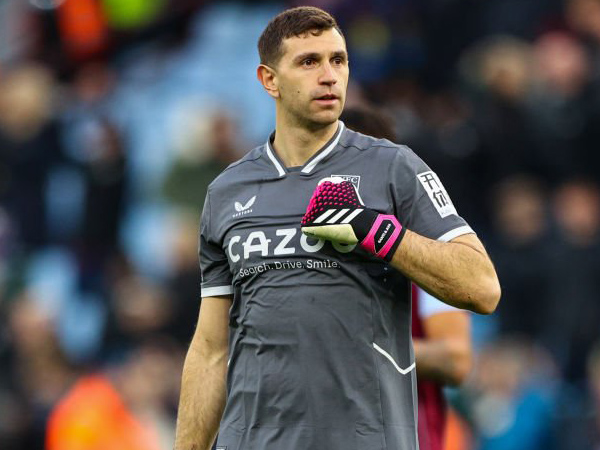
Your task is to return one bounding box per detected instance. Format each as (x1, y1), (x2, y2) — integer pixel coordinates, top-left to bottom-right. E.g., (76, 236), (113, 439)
(272, 111), (339, 168)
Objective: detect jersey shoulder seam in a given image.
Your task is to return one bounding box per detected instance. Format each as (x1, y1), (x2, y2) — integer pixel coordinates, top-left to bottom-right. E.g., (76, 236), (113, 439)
(222, 150), (263, 171)
(207, 147), (264, 192)
(338, 141), (400, 152)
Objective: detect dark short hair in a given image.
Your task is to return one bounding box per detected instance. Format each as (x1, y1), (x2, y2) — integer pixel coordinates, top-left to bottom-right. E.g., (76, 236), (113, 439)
(258, 6), (344, 67)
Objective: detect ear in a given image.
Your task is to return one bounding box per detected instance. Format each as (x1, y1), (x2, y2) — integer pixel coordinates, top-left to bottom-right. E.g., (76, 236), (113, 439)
(257, 64), (279, 99)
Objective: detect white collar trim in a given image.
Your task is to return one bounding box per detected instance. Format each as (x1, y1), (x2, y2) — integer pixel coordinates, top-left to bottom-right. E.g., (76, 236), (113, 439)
(301, 122), (345, 174)
(265, 142), (286, 177)
(265, 122), (345, 176)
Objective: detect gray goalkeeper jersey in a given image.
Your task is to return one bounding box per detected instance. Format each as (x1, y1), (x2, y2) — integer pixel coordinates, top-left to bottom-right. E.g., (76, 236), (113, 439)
(200, 122), (473, 450)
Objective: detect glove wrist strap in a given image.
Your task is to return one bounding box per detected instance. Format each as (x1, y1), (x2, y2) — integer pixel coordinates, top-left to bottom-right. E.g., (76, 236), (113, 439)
(359, 214), (405, 261)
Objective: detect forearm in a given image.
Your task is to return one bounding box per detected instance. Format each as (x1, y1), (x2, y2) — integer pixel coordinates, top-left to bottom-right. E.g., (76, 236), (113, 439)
(390, 231), (500, 313)
(413, 337), (472, 386)
(174, 340), (227, 450)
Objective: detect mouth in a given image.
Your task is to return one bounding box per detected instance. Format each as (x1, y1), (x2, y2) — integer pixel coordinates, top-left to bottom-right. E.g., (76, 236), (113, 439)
(315, 93), (339, 101)
(314, 93), (340, 106)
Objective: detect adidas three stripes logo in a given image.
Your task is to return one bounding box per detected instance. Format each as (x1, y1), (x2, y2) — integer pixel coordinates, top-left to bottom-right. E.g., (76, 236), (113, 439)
(312, 208), (364, 224)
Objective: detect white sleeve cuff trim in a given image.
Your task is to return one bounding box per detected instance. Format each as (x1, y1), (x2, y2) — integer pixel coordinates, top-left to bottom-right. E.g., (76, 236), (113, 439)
(201, 285), (234, 297)
(437, 225), (475, 243)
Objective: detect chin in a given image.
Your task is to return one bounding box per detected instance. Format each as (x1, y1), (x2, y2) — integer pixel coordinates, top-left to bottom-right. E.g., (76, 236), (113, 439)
(311, 111), (342, 126)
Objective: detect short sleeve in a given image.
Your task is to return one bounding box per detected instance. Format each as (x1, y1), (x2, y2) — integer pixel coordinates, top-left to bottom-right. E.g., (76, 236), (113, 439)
(392, 146), (474, 242)
(199, 190), (233, 297)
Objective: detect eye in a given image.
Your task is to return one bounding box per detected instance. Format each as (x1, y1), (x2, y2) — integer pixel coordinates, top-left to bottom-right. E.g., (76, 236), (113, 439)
(332, 57), (344, 65)
(302, 58), (315, 67)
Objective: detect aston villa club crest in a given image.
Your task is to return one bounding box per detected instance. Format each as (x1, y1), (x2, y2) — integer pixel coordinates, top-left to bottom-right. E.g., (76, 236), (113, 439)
(331, 174), (360, 191)
(330, 174), (363, 204)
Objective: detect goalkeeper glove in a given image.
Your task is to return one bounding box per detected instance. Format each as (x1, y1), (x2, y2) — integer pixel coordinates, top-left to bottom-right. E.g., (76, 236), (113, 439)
(301, 177), (406, 261)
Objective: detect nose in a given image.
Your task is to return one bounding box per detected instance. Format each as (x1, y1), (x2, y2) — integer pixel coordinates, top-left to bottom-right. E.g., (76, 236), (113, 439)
(319, 62), (337, 86)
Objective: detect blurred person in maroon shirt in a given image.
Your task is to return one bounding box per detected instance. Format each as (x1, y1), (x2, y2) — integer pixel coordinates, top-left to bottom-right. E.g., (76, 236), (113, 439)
(412, 285), (472, 450)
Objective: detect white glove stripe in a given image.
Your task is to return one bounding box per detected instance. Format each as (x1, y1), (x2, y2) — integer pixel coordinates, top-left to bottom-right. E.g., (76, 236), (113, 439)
(327, 209), (350, 224)
(314, 209), (336, 223)
(341, 208), (363, 223)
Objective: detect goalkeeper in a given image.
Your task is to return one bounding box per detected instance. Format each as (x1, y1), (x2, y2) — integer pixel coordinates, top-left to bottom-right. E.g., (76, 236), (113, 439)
(175, 6), (500, 450)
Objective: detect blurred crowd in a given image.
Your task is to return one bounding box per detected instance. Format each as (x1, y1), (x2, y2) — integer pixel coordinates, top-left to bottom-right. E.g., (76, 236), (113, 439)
(1, 0), (600, 449)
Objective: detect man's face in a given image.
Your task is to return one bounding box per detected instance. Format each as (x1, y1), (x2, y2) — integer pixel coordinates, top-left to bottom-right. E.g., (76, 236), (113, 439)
(273, 28), (349, 128)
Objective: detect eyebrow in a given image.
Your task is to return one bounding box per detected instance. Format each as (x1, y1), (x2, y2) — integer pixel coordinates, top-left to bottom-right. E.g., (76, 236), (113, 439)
(331, 50), (348, 60)
(292, 50), (348, 64)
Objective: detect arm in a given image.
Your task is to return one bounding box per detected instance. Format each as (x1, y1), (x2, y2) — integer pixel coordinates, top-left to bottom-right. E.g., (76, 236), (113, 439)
(414, 310), (472, 386)
(174, 295), (232, 450)
(300, 178), (501, 314)
(390, 232), (500, 314)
